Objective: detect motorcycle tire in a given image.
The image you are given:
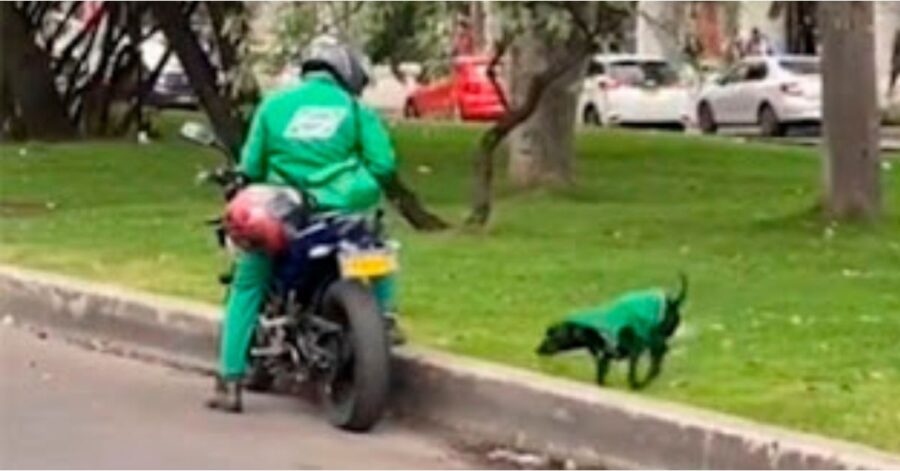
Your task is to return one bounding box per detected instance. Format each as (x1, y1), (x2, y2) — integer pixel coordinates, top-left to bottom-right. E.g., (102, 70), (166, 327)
(319, 279), (391, 432)
(244, 359), (275, 392)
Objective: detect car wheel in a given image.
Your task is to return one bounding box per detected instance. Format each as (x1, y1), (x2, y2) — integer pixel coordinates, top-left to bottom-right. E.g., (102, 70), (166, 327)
(403, 99), (419, 119)
(758, 104), (784, 137)
(583, 106), (602, 126)
(697, 102), (717, 135)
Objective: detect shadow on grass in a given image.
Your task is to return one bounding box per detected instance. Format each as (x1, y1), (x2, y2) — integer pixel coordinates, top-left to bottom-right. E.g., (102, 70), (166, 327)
(748, 202), (894, 238)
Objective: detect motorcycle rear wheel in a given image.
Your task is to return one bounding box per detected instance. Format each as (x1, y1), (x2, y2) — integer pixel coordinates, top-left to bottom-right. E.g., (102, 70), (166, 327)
(319, 279), (391, 432)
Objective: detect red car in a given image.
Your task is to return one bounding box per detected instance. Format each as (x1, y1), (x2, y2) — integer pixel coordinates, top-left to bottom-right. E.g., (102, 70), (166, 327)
(403, 55), (506, 121)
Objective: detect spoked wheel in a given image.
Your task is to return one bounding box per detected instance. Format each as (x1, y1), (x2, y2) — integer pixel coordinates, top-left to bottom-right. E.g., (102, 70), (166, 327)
(758, 104), (785, 137)
(319, 280), (390, 432)
(697, 102), (717, 134)
(403, 99), (419, 119)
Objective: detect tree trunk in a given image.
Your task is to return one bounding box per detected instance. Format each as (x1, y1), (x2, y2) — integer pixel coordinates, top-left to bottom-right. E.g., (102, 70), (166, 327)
(506, 13), (590, 188)
(506, 37), (582, 187)
(0, 2), (76, 140)
(820, 2), (880, 220)
(0, 63), (23, 140)
(150, 1), (244, 160)
(470, 1), (486, 52)
(467, 39), (592, 226)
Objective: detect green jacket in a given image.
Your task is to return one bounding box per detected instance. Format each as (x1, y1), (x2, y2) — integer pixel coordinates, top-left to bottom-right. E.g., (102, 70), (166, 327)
(239, 73), (397, 212)
(566, 290), (666, 354)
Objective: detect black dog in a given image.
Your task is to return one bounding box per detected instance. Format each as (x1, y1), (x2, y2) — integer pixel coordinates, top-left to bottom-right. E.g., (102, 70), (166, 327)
(537, 273), (687, 389)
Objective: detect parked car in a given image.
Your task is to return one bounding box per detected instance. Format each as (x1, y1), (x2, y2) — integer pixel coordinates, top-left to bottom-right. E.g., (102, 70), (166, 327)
(694, 55), (821, 136)
(403, 55), (506, 121)
(148, 70), (198, 109)
(141, 34), (198, 109)
(579, 55), (690, 128)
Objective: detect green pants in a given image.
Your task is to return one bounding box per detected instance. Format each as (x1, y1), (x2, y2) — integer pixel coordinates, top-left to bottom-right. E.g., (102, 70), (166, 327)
(218, 250), (397, 379)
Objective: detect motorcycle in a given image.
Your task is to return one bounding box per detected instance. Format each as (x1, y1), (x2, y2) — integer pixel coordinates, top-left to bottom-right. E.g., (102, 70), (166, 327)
(180, 122), (394, 432)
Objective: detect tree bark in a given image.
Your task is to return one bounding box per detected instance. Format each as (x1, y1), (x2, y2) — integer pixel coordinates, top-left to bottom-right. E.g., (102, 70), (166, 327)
(150, 1), (245, 160)
(820, 2), (881, 220)
(381, 175), (450, 231)
(505, 3), (594, 189)
(0, 2), (76, 140)
(467, 41), (591, 226)
(470, 1), (486, 52)
(506, 33), (586, 188)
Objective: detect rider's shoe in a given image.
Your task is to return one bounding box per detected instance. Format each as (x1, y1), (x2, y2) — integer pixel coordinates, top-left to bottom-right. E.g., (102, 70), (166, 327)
(205, 376), (243, 413)
(385, 315), (407, 346)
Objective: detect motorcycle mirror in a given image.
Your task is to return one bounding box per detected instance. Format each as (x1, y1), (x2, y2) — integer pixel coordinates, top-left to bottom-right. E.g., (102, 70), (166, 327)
(180, 121), (217, 147)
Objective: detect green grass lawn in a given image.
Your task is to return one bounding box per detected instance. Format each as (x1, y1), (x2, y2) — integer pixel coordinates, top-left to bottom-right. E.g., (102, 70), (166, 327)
(2, 122), (899, 452)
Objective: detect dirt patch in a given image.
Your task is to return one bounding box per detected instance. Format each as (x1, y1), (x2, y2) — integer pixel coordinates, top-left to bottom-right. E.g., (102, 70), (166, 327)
(0, 200), (55, 218)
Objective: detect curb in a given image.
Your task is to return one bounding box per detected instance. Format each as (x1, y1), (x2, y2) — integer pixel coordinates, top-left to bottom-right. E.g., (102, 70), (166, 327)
(2, 264), (899, 470)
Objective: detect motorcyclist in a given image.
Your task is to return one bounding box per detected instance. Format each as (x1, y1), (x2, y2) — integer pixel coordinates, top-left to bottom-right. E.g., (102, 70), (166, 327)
(207, 37), (402, 413)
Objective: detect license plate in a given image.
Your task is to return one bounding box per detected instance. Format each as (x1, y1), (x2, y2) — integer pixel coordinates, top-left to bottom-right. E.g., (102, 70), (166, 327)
(338, 249), (397, 279)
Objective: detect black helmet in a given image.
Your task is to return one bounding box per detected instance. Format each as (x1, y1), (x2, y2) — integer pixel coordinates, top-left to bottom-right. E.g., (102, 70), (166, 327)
(301, 36), (370, 95)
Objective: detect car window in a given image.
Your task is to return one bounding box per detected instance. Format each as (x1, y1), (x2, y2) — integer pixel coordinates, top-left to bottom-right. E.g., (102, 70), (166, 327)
(779, 60), (820, 75)
(587, 60), (606, 76)
(745, 63), (768, 81)
(720, 64), (748, 84)
(608, 61), (679, 86)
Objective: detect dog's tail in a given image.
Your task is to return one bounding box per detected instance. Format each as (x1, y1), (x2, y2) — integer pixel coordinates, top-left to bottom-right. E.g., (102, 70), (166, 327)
(671, 271), (688, 308)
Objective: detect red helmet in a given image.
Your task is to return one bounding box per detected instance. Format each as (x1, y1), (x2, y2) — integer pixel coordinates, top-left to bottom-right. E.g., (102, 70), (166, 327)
(224, 185), (302, 255)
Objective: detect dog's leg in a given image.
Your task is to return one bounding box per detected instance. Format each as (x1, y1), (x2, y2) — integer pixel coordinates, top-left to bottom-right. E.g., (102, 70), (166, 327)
(627, 351), (643, 390)
(594, 353), (612, 385)
(628, 344), (667, 390)
(646, 344), (666, 382)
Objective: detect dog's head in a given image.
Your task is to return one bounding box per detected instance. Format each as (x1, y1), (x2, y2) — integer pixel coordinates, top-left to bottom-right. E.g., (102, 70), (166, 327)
(660, 272), (688, 338)
(537, 322), (604, 355)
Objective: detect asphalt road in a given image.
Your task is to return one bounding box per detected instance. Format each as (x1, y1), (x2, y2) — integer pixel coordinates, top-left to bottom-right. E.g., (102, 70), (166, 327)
(0, 325), (475, 469)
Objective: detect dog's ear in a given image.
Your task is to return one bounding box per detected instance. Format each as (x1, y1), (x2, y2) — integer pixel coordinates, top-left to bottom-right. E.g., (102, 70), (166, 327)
(661, 274), (686, 338)
(667, 272), (688, 311)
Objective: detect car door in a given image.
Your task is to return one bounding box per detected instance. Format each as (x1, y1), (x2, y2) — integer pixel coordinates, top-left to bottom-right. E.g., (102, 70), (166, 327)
(415, 77), (455, 118)
(709, 64), (748, 124)
(580, 59), (607, 118)
(732, 61), (769, 124)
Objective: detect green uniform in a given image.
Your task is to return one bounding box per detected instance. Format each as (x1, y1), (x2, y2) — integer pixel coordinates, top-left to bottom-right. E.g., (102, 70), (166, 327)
(565, 290), (666, 355)
(220, 72), (397, 379)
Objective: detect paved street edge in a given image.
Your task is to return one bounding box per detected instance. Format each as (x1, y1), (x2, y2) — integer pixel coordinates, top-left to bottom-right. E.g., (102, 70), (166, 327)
(2, 264), (899, 470)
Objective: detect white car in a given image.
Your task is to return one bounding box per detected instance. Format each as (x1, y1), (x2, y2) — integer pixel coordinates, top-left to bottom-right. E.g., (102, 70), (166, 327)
(579, 55), (690, 128)
(695, 55), (821, 136)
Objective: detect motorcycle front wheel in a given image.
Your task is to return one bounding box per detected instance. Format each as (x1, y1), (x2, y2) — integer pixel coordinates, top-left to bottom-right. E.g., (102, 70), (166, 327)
(319, 279), (390, 432)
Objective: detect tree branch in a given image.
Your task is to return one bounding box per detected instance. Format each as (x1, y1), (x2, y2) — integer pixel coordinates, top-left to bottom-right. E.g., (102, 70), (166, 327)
(150, 1), (245, 159)
(116, 46), (173, 135)
(466, 2), (602, 227)
(45, 2), (81, 53)
(485, 36), (512, 111)
(467, 41), (592, 226)
(381, 175), (450, 231)
(52, 6), (101, 76)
